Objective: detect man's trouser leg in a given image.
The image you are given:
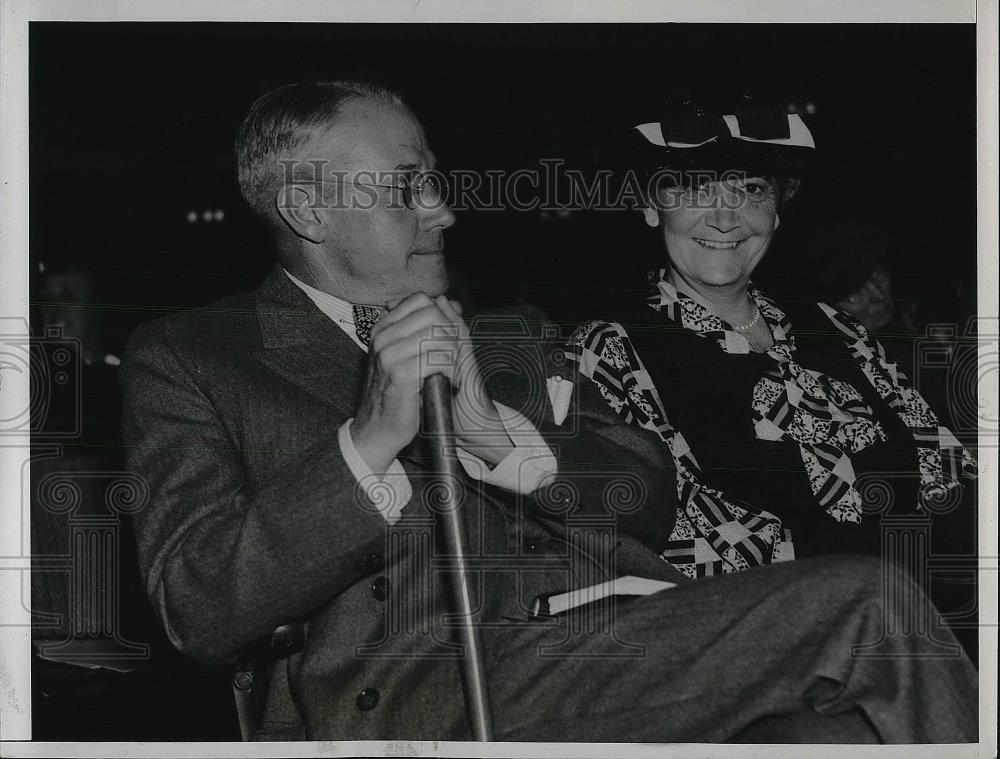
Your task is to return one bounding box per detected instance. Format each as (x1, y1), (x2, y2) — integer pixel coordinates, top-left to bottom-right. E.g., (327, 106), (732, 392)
(486, 554), (978, 743)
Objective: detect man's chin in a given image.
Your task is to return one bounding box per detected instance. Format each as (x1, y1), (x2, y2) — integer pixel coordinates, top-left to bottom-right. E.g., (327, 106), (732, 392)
(418, 274), (451, 300)
(430, 278), (450, 298)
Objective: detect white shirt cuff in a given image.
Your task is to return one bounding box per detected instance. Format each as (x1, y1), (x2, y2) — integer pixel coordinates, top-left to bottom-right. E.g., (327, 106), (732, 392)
(338, 419), (412, 525)
(455, 401), (557, 494)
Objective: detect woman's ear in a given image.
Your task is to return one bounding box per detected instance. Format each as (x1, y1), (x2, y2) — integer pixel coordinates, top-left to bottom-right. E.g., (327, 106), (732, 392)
(275, 185), (326, 243)
(642, 205), (660, 228)
(774, 213), (781, 231)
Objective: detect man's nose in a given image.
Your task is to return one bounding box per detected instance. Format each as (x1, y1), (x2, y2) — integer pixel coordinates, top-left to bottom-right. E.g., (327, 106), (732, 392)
(420, 198), (456, 231)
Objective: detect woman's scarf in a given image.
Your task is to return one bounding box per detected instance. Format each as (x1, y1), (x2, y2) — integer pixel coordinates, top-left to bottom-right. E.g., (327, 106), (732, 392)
(568, 271), (976, 579)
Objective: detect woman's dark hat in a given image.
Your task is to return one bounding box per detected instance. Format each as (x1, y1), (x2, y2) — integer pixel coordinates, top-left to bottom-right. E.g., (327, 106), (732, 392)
(628, 104), (816, 175)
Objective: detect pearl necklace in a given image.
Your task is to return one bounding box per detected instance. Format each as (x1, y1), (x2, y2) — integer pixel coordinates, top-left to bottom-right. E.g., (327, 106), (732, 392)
(730, 304), (762, 331)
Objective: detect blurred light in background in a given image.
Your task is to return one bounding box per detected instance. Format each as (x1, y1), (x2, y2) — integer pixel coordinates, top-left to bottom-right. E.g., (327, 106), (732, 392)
(187, 209), (226, 223)
(785, 100), (818, 115)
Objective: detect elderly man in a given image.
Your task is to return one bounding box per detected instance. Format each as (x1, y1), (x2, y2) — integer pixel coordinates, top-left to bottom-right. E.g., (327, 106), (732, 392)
(121, 80), (978, 743)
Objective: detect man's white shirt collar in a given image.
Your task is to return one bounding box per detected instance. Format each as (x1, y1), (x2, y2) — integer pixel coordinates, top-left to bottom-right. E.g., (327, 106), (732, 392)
(283, 268), (370, 351)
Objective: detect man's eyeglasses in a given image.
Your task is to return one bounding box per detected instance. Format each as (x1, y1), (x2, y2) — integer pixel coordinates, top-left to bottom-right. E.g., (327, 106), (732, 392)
(309, 171), (445, 210)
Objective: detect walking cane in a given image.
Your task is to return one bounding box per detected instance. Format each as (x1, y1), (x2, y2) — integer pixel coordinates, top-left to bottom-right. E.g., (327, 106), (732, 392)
(423, 373), (495, 741)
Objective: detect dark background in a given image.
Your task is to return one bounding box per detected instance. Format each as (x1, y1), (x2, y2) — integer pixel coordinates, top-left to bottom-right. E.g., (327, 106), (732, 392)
(27, 22), (978, 741)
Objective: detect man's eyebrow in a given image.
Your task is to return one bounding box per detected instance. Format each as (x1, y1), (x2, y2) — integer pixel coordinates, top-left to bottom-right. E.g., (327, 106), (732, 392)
(394, 148), (436, 171)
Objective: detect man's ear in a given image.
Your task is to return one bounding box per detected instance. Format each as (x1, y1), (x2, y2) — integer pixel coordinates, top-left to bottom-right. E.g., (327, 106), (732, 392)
(275, 186), (326, 243)
(642, 204), (660, 228)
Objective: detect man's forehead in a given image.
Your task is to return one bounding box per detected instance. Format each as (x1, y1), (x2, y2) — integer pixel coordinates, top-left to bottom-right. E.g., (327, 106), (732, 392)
(300, 99), (433, 171)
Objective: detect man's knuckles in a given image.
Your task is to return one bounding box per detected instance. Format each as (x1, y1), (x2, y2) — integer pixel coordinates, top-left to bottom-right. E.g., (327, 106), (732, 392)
(372, 305), (452, 344)
(372, 324), (458, 358)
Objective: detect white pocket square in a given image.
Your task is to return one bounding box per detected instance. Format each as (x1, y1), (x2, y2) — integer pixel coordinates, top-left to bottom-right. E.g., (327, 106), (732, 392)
(546, 375), (574, 426)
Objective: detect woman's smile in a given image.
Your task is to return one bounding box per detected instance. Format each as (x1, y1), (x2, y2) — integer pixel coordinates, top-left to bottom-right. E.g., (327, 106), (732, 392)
(692, 237), (746, 250)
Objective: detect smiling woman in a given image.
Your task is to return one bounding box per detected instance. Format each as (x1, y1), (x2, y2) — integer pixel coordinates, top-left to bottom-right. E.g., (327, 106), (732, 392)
(565, 95), (978, 648)
(645, 173), (782, 348)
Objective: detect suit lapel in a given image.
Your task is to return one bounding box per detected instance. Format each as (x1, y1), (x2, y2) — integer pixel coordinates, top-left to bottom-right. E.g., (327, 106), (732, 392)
(253, 266), (366, 421)
(252, 267), (439, 467)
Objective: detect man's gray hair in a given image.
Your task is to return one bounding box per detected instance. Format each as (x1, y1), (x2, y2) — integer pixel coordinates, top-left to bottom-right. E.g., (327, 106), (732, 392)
(235, 80), (403, 220)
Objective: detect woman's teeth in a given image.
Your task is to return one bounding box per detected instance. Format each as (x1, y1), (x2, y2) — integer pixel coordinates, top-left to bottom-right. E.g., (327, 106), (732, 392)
(694, 238), (741, 250)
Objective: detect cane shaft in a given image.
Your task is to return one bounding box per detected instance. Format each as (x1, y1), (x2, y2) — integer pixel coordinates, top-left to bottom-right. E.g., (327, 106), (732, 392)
(423, 373), (495, 742)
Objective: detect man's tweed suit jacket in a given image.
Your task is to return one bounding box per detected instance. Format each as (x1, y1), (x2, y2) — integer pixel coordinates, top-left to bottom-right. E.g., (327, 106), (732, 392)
(121, 266), (686, 740)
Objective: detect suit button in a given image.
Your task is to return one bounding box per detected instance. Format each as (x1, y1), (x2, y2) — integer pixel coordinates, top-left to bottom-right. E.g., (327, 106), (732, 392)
(371, 576), (389, 601)
(269, 622), (305, 657)
(524, 541), (537, 553)
(356, 688), (380, 711)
